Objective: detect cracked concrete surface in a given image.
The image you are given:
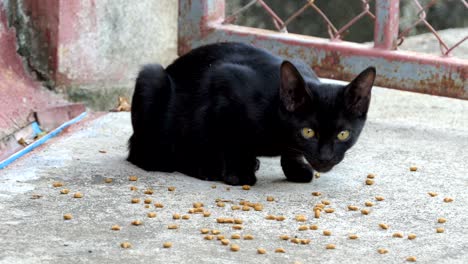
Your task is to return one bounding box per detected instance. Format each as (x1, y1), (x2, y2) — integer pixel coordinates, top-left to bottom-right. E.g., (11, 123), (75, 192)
(1, 85), (467, 264)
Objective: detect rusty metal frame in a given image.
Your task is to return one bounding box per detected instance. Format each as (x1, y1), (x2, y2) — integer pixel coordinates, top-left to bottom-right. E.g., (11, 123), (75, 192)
(178, 0), (467, 99)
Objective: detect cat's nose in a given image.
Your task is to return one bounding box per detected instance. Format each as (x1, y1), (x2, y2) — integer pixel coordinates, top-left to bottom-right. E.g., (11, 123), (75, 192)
(318, 146), (334, 162)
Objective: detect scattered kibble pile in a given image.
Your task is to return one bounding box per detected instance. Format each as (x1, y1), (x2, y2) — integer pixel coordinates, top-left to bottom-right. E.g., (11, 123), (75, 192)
(51, 166), (454, 262)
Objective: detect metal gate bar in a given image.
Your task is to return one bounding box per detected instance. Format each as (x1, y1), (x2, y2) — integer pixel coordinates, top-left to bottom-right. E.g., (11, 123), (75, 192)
(179, 0), (467, 99)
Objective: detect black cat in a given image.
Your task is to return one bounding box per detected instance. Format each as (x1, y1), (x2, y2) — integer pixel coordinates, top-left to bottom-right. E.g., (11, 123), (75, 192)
(128, 42), (375, 186)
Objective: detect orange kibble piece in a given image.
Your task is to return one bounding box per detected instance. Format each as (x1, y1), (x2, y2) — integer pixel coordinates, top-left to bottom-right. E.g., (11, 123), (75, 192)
(266, 196), (275, 202)
(129, 175), (138, 181)
(104, 178), (113, 183)
(111, 225), (121, 231)
(63, 213), (73, 220)
(147, 212), (157, 218)
(408, 233), (417, 240)
(443, 197), (453, 203)
(349, 234), (358, 239)
(275, 248), (286, 253)
(323, 230), (332, 236)
(73, 192), (83, 198)
(312, 191), (321, 196)
(230, 244), (240, 252)
(379, 223), (389, 230)
(144, 189), (154, 195)
(168, 186), (176, 192)
(242, 185), (251, 190)
(375, 196), (385, 201)
(120, 242), (132, 248)
(326, 244), (336, 249)
(132, 220), (142, 226)
(378, 248), (389, 254)
(163, 242), (172, 248)
(60, 189), (70, 194)
(52, 182), (64, 187)
(131, 198), (140, 204)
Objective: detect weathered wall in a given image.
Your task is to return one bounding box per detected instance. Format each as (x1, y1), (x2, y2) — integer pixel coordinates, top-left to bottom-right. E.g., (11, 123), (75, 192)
(8, 0), (178, 110)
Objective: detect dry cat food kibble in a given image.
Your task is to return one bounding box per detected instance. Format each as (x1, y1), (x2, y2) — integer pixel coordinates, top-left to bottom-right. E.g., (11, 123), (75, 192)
(163, 242), (172, 248)
(182, 215), (190, 220)
(243, 234), (254, 240)
(322, 200), (331, 205)
(312, 191), (322, 196)
(132, 220), (143, 226)
(131, 198), (140, 204)
(428, 192), (438, 197)
(234, 219), (243, 224)
(63, 213), (73, 220)
(154, 203), (164, 208)
(254, 204), (264, 211)
(314, 209), (321, 218)
(217, 202), (225, 207)
(443, 197), (453, 203)
(257, 248), (267, 254)
(129, 176), (138, 181)
(296, 215), (307, 222)
(130, 186), (138, 191)
(298, 225), (308, 231)
(326, 244), (336, 249)
(111, 225), (121, 231)
(167, 224), (178, 229)
(193, 202), (204, 208)
(168, 186), (176, 192)
(348, 205), (359, 211)
(361, 209), (370, 215)
(217, 235), (226, 240)
(276, 216), (286, 221)
(104, 178), (113, 183)
(323, 230), (332, 236)
(365, 179), (375, 185)
(266, 215), (275, 220)
(73, 192), (83, 198)
(204, 235), (214, 240)
(379, 223), (389, 230)
(406, 256), (417, 262)
(275, 248), (286, 253)
(144, 198), (152, 204)
(367, 173), (376, 179)
(242, 206), (250, 211)
(375, 196), (385, 201)
(280, 235), (290, 240)
(365, 201), (374, 207)
(173, 213), (181, 220)
(242, 185), (251, 190)
(438, 218), (447, 223)
(211, 230), (221, 235)
(221, 239), (230, 245)
(144, 189), (154, 195)
(436, 227), (445, 233)
(378, 248), (389, 254)
(231, 234), (241, 239)
(200, 228), (210, 234)
(409, 166), (418, 171)
(325, 208), (335, 213)
(310, 225), (319, 230)
(349, 234), (358, 239)
(120, 242), (132, 249)
(231, 205), (241, 210)
(408, 234), (417, 240)
(266, 196), (275, 202)
(232, 225), (243, 230)
(144, 205), (150, 209)
(60, 189), (70, 194)
(300, 239), (311, 245)
(393, 232), (404, 238)
(291, 238), (300, 244)
(230, 244), (240, 252)
(203, 211), (211, 217)
(147, 212), (157, 218)
(52, 182), (64, 187)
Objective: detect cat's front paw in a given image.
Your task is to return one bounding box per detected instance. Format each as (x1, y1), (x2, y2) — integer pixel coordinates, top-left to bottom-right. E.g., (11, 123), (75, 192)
(224, 173), (257, 186)
(281, 162), (313, 183)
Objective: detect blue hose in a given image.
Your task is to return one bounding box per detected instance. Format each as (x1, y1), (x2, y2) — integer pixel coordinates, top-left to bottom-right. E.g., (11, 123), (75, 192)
(0, 112), (87, 169)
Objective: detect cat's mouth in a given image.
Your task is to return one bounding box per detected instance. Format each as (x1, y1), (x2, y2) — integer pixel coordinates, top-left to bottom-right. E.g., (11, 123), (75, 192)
(311, 164), (335, 173)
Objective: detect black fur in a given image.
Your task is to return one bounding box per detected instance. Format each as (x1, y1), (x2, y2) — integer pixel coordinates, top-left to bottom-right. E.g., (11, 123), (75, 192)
(128, 42), (376, 185)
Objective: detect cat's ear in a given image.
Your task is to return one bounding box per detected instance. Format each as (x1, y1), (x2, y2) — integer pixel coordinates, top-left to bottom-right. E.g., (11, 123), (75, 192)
(280, 61), (310, 112)
(344, 67), (376, 116)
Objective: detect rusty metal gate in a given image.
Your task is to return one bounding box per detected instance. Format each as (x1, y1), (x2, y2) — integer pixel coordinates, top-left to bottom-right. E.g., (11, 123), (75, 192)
(178, 0), (467, 99)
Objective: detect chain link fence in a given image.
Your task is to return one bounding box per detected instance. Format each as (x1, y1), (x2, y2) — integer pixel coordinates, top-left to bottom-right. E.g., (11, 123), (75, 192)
(179, 0), (467, 99)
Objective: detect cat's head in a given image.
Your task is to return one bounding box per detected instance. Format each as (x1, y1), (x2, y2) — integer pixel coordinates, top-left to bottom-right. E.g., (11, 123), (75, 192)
(279, 60), (376, 172)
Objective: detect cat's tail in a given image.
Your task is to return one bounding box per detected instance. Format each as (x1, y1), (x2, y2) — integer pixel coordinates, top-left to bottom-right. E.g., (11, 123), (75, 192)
(127, 64), (174, 171)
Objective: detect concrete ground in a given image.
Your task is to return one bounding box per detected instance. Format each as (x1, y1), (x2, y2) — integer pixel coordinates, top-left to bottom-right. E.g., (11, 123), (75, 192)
(1, 85), (467, 264)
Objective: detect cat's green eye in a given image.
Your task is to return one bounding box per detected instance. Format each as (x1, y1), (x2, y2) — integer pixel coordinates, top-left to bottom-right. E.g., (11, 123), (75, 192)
(337, 130), (350, 141)
(301, 128), (315, 139)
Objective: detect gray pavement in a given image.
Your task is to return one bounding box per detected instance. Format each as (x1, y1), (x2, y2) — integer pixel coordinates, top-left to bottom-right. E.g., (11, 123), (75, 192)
(1, 85), (467, 264)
